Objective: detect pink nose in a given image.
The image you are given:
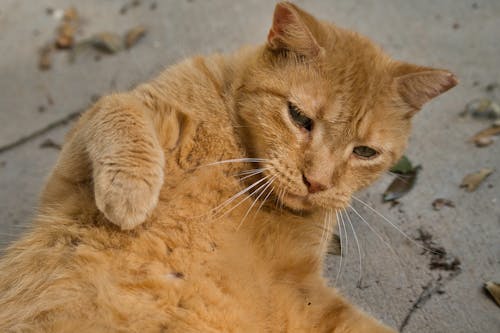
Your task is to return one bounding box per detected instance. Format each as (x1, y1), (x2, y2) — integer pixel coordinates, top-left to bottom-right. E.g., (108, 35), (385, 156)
(303, 175), (327, 194)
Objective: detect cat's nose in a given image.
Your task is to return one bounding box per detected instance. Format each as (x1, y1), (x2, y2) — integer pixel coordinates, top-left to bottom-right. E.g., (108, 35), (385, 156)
(302, 174), (327, 194)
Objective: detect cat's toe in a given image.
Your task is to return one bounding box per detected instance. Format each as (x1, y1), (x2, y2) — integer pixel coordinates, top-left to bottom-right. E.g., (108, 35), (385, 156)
(94, 166), (164, 230)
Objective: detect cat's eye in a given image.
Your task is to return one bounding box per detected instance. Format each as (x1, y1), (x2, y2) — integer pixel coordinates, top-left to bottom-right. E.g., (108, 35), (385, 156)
(288, 102), (312, 131)
(353, 146), (378, 159)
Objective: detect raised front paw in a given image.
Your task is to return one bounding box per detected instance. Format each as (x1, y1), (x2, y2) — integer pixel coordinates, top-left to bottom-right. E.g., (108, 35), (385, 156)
(94, 161), (164, 230)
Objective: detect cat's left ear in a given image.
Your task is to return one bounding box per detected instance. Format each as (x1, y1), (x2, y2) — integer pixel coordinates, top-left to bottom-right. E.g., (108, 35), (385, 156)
(267, 2), (323, 58)
(393, 63), (458, 112)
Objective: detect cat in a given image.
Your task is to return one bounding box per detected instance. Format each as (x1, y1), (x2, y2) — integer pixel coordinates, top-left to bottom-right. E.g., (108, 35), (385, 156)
(0, 2), (456, 332)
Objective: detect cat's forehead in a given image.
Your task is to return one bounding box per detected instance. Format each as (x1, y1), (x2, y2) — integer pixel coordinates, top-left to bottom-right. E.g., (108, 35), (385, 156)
(289, 80), (330, 114)
(289, 66), (390, 121)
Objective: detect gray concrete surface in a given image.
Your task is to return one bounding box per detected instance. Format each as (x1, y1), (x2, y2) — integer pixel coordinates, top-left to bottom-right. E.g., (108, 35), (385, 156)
(0, 1), (499, 332)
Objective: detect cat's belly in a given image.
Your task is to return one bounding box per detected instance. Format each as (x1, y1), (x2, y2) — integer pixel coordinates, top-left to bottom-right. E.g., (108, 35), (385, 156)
(63, 208), (272, 332)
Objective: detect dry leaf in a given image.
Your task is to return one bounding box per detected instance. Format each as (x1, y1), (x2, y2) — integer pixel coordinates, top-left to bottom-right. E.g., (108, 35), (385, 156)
(485, 281), (500, 307)
(55, 22), (75, 49)
(89, 33), (124, 54)
(474, 136), (494, 147)
(125, 25), (147, 49)
(54, 7), (79, 49)
(432, 198), (455, 211)
(469, 125), (500, 147)
(460, 168), (494, 192)
(463, 98), (500, 119)
(383, 167), (420, 202)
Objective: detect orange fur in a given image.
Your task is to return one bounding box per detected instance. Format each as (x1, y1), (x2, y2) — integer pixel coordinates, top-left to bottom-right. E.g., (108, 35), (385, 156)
(0, 2), (456, 332)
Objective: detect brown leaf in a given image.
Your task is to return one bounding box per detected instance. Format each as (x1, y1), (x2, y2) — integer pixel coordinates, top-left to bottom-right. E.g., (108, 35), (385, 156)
(55, 22), (75, 49)
(383, 167), (420, 202)
(485, 281), (500, 307)
(89, 32), (124, 54)
(432, 198), (455, 211)
(55, 7), (79, 49)
(460, 168), (494, 192)
(125, 25), (147, 49)
(469, 125), (500, 147)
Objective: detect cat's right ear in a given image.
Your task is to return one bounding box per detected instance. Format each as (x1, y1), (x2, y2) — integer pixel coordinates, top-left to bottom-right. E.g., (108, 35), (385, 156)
(267, 2), (323, 58)
(393, 63), (458, 112)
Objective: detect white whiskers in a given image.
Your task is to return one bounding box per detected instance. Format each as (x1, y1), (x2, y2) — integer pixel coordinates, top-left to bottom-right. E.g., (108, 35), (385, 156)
(318, 210), (331, 255)
(351, 195), (438, 254)
(333, 210), (344, 287)
(254, 181), (276, 219)
(202, 158), (269, 167)
(237, 168), (271, 181)
(343, 208), (363, 287)
(210, 175), (272, 218)
(237, 176), (276, 230)
(348, 204), (404, 272)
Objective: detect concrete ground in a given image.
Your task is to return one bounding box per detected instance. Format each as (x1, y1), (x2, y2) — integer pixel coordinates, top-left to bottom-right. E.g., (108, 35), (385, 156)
(0, 1), (499, 332)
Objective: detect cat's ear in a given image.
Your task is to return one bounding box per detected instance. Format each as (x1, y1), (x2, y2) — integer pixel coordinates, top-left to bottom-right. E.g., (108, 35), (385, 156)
(267, 2), (323, 58)
(394, 63), (458, 111)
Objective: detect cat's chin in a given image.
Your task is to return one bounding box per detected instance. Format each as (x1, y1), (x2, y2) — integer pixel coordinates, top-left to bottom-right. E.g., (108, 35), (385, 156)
(281, 192), (314, 211)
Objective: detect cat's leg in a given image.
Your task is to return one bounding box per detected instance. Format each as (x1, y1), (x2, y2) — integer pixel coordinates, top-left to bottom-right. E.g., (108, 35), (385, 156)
(87, 94), (167, 230)
(41, 93), (171, 230)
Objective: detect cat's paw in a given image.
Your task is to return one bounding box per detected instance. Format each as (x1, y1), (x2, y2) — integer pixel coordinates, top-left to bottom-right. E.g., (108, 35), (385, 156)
(94, 163), (164, 230)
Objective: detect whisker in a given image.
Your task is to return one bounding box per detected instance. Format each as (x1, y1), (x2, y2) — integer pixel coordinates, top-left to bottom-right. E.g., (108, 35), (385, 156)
(215, 175), (273, 220)
(209, 175), (271, 217)
(348, 204), (404, 269)
(253, 180), (276, 218)
(334, 210), (343, 287)
(351, 195), (439, 254)
(236, 167), (270, 177)
(279, 187), (287, 213)
(385, 171), (411, 184)
(340, 210), (348, 258)
(202, 158), (269, 167)
(237, 176), (276, 230)
(343, 208), (363, 287)
(237, 168), (270, 182)
(339, 210), (349, 282)
(274, 185), (282, 210)
(318, 210), (329, 254)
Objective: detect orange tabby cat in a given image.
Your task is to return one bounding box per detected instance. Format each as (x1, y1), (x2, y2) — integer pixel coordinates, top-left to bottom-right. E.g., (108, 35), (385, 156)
(0, 2), (456, 332)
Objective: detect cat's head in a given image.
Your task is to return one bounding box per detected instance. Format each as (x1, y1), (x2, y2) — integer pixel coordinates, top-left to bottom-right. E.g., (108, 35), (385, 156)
(236, 2), (457, 212)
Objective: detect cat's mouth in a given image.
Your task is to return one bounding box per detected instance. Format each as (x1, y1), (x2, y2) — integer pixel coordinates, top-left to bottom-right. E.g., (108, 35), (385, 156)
(280, 191), (314, 211)
(279, 189), (350, 212)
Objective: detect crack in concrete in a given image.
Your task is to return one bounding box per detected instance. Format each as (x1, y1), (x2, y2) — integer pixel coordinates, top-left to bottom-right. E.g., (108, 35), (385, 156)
(399, 270), (461, 332)
(0, 110), (82, 155)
